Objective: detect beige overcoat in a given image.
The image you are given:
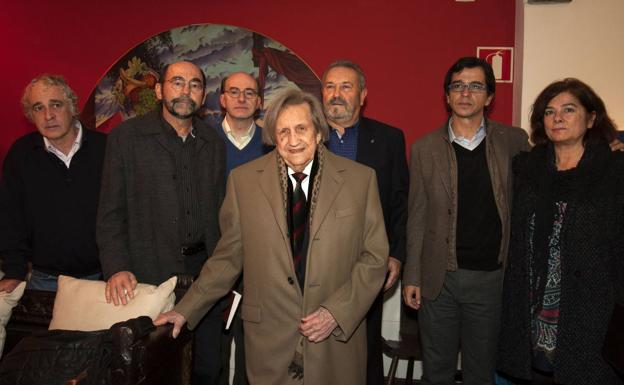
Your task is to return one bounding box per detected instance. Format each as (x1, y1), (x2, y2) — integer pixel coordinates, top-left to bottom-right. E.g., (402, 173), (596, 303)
(175, 149), (389, 385)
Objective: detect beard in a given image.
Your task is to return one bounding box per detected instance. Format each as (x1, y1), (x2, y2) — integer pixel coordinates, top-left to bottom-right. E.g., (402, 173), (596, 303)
(163, 96), (198, 119)
(324, 96), (355, 123)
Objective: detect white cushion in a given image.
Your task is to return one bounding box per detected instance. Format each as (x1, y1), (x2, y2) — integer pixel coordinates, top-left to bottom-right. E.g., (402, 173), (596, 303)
(49, 275), (176, 331)
(0, 281), (27, 357)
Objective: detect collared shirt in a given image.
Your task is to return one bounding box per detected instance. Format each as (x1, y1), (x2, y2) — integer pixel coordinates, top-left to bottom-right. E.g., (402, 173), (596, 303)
(448, 118), (486, 151)
(287, 159), (314, 200)
(222, 118), (256, 150)
(327, 120), (360, 161)
(43, 121), (83, 168)
(180, 125), (196, 142)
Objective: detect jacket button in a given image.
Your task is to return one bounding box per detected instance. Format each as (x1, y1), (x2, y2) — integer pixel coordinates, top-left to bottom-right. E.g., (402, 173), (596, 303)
(574, 270), (581, 278)
(287, 277), (295, 285)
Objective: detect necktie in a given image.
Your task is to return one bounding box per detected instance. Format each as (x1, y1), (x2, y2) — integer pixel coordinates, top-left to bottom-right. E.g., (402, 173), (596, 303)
(291, 172), (307, 267)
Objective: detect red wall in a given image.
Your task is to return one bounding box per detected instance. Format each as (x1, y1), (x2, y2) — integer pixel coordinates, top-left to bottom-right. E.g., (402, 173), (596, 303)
(1, 0), (515, 161)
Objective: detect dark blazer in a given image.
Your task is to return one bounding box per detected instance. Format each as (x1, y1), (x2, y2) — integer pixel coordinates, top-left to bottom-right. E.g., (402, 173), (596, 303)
(96, 109), (226, 285)
(356, 117), (408, 263)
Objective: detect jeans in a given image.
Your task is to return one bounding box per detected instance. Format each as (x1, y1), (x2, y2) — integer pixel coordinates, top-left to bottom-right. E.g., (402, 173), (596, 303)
(27, 269), (102, 292)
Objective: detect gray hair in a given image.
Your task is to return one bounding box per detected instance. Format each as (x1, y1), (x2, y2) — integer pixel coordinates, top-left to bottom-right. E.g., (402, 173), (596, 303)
(322, 59), (367, 90)
(21, 75), (79, 120)
(262, 88), (329, 145)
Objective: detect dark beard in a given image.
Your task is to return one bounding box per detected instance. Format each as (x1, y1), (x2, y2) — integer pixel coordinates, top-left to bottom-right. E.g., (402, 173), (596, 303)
(164, 97), (198, 119)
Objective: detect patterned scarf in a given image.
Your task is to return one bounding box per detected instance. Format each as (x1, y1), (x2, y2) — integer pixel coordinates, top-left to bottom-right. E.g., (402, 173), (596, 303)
(278, 144), (325, 381)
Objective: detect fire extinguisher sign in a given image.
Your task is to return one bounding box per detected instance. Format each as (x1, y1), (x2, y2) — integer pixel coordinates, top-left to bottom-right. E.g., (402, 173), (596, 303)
(477, 47), (514, 83)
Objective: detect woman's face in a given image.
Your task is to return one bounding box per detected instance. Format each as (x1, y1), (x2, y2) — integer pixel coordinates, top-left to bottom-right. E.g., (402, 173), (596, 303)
(543, 91), (596, 147)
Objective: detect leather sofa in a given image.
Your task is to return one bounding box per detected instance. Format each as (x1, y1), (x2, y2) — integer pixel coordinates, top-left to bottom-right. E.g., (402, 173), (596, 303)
(1, 275), (194, 385)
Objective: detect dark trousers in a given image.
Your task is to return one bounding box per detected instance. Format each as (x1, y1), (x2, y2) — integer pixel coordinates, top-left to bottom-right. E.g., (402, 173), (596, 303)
(420, 268), (503, 385)
(366, 290), (385, 385)
(219, 309), (248, 385)
(193, 296), (230, 385)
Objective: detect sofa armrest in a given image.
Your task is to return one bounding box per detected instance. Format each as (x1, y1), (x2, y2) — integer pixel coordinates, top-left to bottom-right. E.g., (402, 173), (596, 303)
(110, 316), (192, 385)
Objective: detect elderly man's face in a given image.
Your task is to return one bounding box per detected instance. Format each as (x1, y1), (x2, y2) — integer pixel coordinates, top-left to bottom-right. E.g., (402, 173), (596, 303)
(28, 82), (76, 143)
(156, 61), (206, 120)
(322, 66), (367, 127)
(275, 103), (321, 172)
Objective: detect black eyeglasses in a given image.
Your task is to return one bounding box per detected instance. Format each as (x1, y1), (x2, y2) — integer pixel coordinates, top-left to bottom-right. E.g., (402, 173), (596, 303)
(448, 82), (487, 93)
(224, 87), (259, 99)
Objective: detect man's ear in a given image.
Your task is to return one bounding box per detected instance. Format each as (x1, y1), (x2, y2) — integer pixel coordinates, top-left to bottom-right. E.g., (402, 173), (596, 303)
(359, 88), (368, 107)
(155, 83), (163, 101)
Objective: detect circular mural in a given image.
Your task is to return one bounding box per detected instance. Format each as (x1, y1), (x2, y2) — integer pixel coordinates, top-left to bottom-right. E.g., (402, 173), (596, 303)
(86, 24), (321, 131)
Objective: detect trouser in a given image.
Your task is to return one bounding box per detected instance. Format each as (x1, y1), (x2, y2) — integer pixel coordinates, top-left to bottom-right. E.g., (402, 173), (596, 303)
(366, 290), (385, 385)
(27, 269), (102, 292)
(193, 295), (230, 385)
(419, 268), (503, 385)
(219, 309), (248, 385)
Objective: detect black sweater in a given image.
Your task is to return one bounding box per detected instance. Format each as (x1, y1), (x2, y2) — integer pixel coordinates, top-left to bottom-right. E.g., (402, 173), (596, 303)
(453, 141), (501, 271)
(0, 129), (107, 279)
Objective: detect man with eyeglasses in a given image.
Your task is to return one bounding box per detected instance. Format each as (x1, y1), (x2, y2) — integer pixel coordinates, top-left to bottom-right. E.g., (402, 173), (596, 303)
(215, 71), (270, 385)
(218, 72), (271, 175)
(402, 57), (529, 385)
(0, 75), (106, 293)
(97, 60), (226, 385)
(321, 59), (408, 385)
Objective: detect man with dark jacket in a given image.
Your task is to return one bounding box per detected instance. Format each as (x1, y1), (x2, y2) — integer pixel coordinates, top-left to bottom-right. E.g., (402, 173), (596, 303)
(403, 57), (529, 385)
(321, 60), (409, 385)
(97, 61), (226, 385)
(0, 75), (106, 292)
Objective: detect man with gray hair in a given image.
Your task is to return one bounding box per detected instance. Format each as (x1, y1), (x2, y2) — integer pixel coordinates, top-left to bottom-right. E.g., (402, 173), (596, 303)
(322, 59), (408, 385)
(0, 75), (106, 292)
(156, 88), (388, 385)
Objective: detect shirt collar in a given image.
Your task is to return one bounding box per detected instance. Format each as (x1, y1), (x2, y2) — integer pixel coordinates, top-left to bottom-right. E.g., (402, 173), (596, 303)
(447, 117), (486, 149)
(43, 120), (83, 153)
(222, 117), (255, 137)
(331, 119), (360, 139)
(287, 157), (314, 179)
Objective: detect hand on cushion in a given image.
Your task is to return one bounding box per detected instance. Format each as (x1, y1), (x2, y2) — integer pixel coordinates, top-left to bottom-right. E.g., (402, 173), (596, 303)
(106, 271), (138, 306)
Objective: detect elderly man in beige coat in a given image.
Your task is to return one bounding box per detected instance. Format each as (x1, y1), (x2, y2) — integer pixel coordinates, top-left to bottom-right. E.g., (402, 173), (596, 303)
(155, 88), (388, 385)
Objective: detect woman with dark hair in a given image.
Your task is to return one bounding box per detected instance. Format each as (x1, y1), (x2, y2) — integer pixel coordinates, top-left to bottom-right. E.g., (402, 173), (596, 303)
(498, 78), (624, 385)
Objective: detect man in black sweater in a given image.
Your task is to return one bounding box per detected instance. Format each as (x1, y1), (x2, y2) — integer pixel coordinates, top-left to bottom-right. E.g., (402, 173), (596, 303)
(0, 75), (106, 293)
(402, 57), (529, 385)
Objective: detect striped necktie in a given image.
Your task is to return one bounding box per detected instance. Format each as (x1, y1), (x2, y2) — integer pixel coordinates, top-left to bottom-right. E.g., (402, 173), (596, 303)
(291, 172), (307, 267)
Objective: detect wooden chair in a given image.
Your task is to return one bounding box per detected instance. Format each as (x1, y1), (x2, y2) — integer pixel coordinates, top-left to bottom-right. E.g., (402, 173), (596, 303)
(383, 302), (463, 384)
(383, 332), (421, 385)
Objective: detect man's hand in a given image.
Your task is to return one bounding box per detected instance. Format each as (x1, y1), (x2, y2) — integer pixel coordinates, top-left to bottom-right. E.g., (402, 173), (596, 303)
(106, 271), (138, 306)
(0, 278), (22, 293)
(299, 307), (338, 343)
(403, 285), (421, 310)
(153, 310), (187, 338)
(384, 256), (402, 291)
(610, 139), (624, 152)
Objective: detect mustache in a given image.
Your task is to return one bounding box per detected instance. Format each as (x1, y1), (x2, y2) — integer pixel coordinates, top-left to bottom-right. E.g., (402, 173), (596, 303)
(329, 96), (347, 106)
(172, 96), (197, 109)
